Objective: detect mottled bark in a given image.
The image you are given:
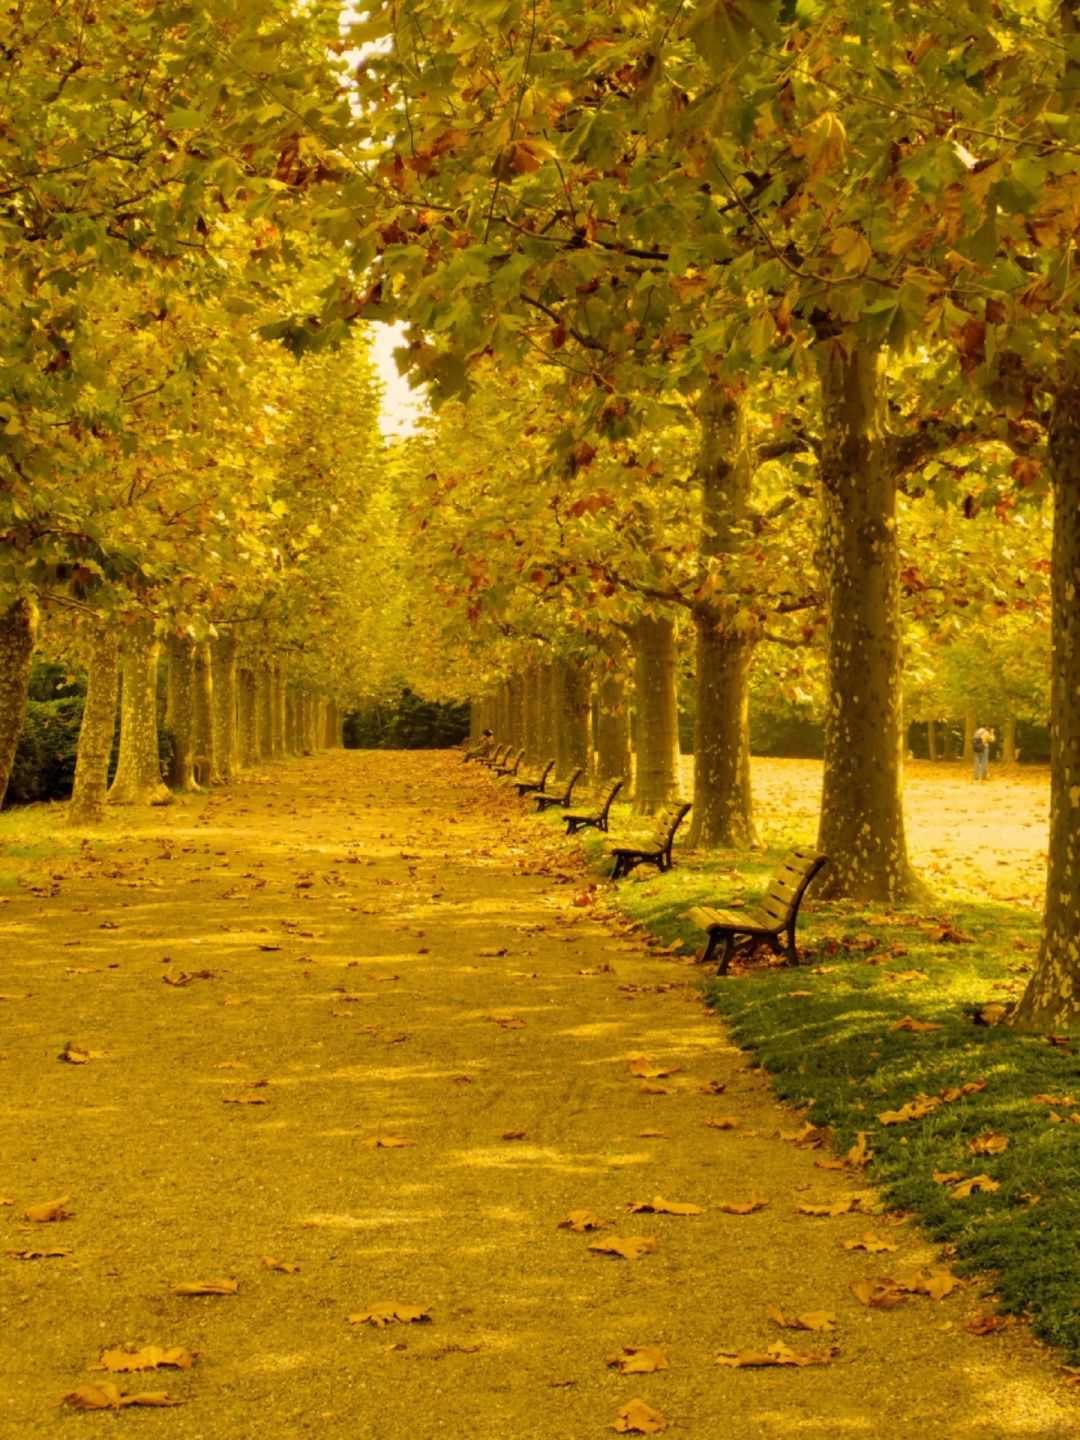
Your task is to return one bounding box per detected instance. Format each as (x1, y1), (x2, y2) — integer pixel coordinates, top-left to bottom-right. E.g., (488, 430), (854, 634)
(164, 635), (198, 791)
(815, 341), (915, 900)
(69, 621), (118, 824)
(109, 620), (171, 806)
(508, 673), (526, 752)
(633, 613), (681, 814)
(211, 633), (238, 782)
(1014, 366), (1080, 1031)
(285, 687), (300, 755)
(963, 709), (976, 762)
(594, 665), (632, 784)
(0, 597), (38, 810)
(270, 661), (285, 759)
(1002, 715), (1018, 767)
(237, 668), (258, 768)
(193, 641), (220, 786)
(689, 389), (758, 849)
(255, 663), (273, 761)
(556, 657), (591, 775)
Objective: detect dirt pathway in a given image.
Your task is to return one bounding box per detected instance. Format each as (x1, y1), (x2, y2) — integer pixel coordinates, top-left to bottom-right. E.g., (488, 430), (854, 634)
(0, 752), (1076, 1439)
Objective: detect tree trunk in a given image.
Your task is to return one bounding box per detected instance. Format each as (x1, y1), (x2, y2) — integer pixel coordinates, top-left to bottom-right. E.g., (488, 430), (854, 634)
(689, 388), (758, 849)
(326, 700), (340, 748)
(1002, 714), (1018, 767)
(927, 719), (938, 762)
(594, 664), (632, 784)
(68, 621), (118, 824)
(164, 634), (199, 791)
(211, 633), (238, 782)
(270, 661), (285, 759)
(193, 641), (220, 786)
(537, 664), (558, 764)
(109, 620), (171, 806)
(237, 667), (258, 768)
(633, 613), (681, 814)
(508, 673), (525, 753)
(523, 663), (541, 764)
(0, 596), (37, 810)
(556, 657), (591, 775)
(815, 340), (916, 900)
(963, 709), (976, 762)
(285, 687), (299, 755)
(256, 663), (273, 761)
(1013, 366), (1080, 1031)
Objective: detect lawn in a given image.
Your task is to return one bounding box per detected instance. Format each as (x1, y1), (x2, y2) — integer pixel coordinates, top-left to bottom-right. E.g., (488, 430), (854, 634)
(557, 757), (1080, 1363)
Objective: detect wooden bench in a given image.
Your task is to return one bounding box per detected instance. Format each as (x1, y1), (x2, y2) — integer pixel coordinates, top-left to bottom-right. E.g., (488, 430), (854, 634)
(608, 801), (692, 880)
(492, 747), (524, 777)
(564, 778), (623, 835)
(515, 758), (554, 798)
(535, 766), (583, 812)
(479, 743), (511, 770)
(687, 848), (829, 974)
(463, 737), (496, 763)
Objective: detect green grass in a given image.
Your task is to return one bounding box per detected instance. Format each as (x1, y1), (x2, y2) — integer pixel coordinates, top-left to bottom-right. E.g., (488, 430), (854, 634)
(0, 804), (79, 888)
(562, 813), (1080, 1362)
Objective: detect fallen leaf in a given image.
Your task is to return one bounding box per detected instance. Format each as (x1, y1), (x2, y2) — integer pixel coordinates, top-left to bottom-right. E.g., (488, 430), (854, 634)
(892, 1268), (960, 1300)
(716, 1341), (835, 1368)
(638, 1081), (671, 1095)
(611, 1398), (667, 1434)
(700, 1079), (727, 1095)
(950, 1174), (1000, 1199)
(486, 1014), (525, 1030)
(783, 1122), (834, 1149)
(223, 1093), (269, 1106)
(842, 1232), (897, 1254)
(94, 1347), (196, 1373)
(878, 1096), (942, 1126)
(24, 1195), (72, 1223)
(705, 1117), (739, 1131)
(58, 1042), (97, 1064)
(0, 1197), (13, 1206)
(796, 1196), (863, 1217)
(501, 1130), (528, 1141)
(850, 1279), (909, 1310)
(627, 1196), (703, 1217)
(846, 1132), (872, 1168)
(968, 1313), (1010, 1335)
(638, 1128), (668, 1139)
(606, 1346), (669, 1375)
(718, 1193), (768, 1215)
(62, 1384), (181, 1410)
(557, 1210), (608, 1234)
(891, 1016), (943, 1033)
(363, 1135), (416, 1149)
(348, 1302), (431, 1328)
(261, 1257), (301, 1274)
(969, 1133), (1009, 1156)
(588, 1235), (657, 1260)
(628, 1056), (681, 1080)
(933, 1170), (966, 1185)
(171, 1279), (238, 1296)
(767, 1307), (837, 1333)
(5, 1247), (72, 1260)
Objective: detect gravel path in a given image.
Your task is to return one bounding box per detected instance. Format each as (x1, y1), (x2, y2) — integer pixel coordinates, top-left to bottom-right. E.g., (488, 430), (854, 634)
(0, 751), (1075, 1439)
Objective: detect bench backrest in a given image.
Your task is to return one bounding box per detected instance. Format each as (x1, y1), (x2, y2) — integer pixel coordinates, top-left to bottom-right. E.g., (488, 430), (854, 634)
(597, 777), (624, 819)
(504, 748), (524, 773)
(535, 758), (555, 790)
(758, 848), (829, 928)
(488, 743), (509, 766)
(652, 800), (692, 848)
(559, 766), (584, 802)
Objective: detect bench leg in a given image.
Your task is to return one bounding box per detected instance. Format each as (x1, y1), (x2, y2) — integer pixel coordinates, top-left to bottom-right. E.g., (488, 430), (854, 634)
(784, 925), (799, 966)
(716, 933), (737, 976)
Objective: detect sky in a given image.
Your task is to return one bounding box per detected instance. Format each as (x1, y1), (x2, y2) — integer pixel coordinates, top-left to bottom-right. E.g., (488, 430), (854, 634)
(371, 320), (427, 438)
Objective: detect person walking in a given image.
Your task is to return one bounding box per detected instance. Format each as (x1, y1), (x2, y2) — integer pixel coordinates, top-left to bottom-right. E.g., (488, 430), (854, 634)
(972, 724), (994, 781)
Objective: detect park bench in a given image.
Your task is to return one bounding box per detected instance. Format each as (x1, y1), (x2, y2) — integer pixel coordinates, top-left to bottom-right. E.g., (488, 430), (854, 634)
(608, 801), (692, 880)
(515, 758), (555, 798)
(492, 747), (524, 777)
(534, 766), (584, 812)
(479, 742), (511, 770)
(564, 778), (624, 835)
(686, 848), (829, 975)
(463, 737), (496, 763)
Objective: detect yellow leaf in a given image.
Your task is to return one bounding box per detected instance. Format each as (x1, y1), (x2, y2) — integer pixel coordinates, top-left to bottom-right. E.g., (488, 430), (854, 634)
(611, 1398), (667, 1433)
(557, 1210), (608, 1233)
(841, 1232), (897, 1254)
(950, 1174), (1000, 1199)
(606, 1346), (669, 1375)
(171, 1278), (238, 1296)
(363, 1135), (416, 1149)
(62, 1384), (182, 1409)
(95, 1347), (196, 1374)
(716, 1341), (835, 1368)
(627, 1195), (703, 1217)
(969, 1132), (1009, 1156)
(588, 1235), (657, 1261)
(718, 1193), (769, 1215)
(261, 1256), (301, 1274)
(23, 1195), (73, 1223)
(767, 1307), (837, 1333)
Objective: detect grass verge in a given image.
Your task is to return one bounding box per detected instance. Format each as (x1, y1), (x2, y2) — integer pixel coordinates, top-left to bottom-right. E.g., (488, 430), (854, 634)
(563, 814), (1080, 1364)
